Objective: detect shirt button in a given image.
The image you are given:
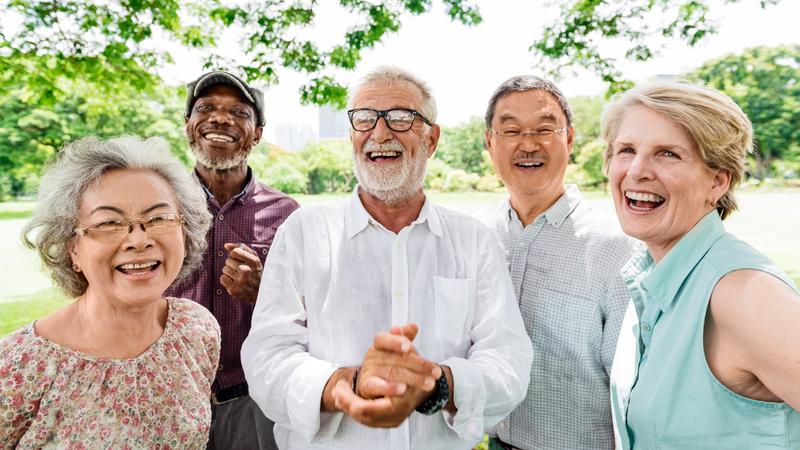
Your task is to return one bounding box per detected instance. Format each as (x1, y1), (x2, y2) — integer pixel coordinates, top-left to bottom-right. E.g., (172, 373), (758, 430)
(217, 251), (224, 257)
(218, 214), (224, 221)
(216, 288), (223, 295)
(641, 323), (651, 332)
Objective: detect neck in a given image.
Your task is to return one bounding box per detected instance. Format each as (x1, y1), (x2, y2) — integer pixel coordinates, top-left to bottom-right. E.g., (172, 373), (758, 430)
(196, 163), (248, 206)
(74, 289), (168, 358)
(358, 186), (426, 234)
(509, 185), (565, 227)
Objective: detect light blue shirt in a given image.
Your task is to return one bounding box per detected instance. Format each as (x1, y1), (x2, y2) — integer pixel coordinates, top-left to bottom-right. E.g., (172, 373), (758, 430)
(611, 211), (800, 449)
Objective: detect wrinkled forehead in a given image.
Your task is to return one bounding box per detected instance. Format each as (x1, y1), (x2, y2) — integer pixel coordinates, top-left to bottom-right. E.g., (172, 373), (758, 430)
(494, 89), (566, 125)
(196, 84), (253, 108)
(350, 80), (425, 110)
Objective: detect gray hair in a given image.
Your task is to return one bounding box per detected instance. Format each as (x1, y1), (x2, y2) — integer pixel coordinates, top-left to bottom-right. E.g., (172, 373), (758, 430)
(22, 136), (212, 298)
(484, 75), (573, 128)
(349, 65), (438, 124)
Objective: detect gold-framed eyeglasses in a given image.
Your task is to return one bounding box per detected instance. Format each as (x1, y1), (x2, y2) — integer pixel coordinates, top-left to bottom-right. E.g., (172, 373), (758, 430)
(347, 108), (432, 132)
(74, 213), (184, 242)
(488, 127), (568, 143)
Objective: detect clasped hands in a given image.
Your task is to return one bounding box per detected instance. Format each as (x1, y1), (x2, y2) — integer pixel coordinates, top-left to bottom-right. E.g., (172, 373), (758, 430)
(321, 323), (443, 428)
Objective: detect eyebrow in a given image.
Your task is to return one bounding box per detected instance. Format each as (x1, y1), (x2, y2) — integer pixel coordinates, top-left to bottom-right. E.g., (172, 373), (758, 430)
(497, 112), (559, 124)
(89, 203), (172, 216)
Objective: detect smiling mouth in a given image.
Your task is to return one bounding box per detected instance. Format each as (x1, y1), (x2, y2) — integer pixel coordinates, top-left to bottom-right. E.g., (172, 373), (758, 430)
(625, 191), (665, 211)
(203, 132), (235, 143)
(116, 261), (161, 275)
(515, 161), (543, 168)
(367, 151), (402, 161)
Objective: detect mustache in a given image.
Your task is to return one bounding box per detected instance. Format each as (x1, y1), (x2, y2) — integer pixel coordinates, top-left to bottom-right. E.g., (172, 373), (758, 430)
(363, 139), (405, 153)
(512, 150), (546, 160)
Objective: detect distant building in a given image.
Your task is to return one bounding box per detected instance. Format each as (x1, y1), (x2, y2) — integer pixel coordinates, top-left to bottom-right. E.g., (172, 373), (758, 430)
(318, 105), (349, 139)
(275, 123), (316, 150)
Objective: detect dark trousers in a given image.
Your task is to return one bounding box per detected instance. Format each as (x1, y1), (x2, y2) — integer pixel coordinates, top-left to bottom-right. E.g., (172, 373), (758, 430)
(207, 394), (278, 450)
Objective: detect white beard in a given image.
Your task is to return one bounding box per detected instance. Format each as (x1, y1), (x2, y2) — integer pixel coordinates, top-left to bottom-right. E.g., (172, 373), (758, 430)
(353, 139), (429, 205)
(191, 143), (249, 171)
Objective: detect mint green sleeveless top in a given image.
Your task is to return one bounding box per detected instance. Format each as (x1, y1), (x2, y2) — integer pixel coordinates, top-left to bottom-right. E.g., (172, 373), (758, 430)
(610, 211), (800, 449)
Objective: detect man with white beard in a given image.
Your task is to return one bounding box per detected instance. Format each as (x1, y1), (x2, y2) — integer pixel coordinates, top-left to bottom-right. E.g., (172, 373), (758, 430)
(242, 66), (533, 450)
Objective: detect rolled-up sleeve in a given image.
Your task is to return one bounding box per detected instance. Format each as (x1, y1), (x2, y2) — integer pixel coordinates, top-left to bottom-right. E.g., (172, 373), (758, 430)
(441, 233), (533, 441)
(241, 215), (343, 443)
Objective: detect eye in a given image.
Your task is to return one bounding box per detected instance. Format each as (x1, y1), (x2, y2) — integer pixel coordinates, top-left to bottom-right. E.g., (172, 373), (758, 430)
(501, 129), (521, 137)
(616, 146), (635, 155)
(660, 150), (679, 159)
(195, 103), (212, 112)
(93, 219), (124, 231)
(232, 109), (251, 118)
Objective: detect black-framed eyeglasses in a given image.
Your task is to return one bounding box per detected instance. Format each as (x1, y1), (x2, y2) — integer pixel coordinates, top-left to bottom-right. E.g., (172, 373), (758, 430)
(347, 108), (432, 132)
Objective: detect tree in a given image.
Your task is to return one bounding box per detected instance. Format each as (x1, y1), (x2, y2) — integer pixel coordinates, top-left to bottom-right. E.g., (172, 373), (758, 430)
(299, 139), (355, 194)
(689, 45), (800, 179)
(533, 0), (782, 94)
(0, 72), (188, 199)
(1, 0), (481, 108)
(435, 117), (486, 174)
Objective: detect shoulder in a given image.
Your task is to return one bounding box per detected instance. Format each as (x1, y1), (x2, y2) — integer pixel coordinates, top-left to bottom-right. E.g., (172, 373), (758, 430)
(251, 179), (301, 210)
(568, 201), (640, 261)
(434, 203), (497, 237)
(166, 297), (220, 339)
(0, 325), (54, 396)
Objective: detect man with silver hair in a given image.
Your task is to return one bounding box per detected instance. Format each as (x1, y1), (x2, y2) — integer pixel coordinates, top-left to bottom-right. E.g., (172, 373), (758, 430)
(166, 70), (299, 450)
(482, 75), (638, 449)
(242, 66), (532, 450)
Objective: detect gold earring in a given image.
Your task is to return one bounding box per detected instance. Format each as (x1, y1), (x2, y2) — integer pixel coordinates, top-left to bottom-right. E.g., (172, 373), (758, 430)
(72, 263), (80, 272)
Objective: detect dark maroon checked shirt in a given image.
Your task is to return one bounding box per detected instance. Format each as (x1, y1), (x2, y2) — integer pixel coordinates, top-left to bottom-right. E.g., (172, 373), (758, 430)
(166, 168), (299, 391)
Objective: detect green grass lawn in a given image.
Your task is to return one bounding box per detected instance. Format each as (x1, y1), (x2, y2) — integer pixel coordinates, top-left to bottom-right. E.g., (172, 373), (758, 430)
(1, 190), (799, 337)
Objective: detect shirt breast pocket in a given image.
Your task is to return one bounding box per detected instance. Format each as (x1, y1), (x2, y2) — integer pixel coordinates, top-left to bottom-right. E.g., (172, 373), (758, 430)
(433, 276), (474, 354)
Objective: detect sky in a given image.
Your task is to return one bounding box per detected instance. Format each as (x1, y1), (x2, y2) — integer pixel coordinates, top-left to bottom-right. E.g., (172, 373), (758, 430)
(160, 1), (800, 140)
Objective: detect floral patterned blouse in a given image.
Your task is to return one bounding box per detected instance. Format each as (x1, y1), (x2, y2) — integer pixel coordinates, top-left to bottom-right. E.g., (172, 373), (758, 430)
(0, 297), (220, 449)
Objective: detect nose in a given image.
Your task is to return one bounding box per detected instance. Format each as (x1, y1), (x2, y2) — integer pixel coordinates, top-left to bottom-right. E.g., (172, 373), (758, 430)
(517, 132), (543, 152)
(368, 116), (394, 143)
(208, 109), (234, 125)
(124, 221), (153, 250)
(626, 153), (654, 181)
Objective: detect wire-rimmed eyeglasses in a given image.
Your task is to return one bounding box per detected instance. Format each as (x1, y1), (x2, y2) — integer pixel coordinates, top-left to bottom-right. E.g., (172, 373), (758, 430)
(488, 127), (569, 143)
(74, 213), (185, 243)
(347, 108), (432, 132)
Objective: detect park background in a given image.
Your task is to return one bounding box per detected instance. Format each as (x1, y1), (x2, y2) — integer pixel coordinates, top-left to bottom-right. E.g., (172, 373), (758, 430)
(1, 0), (798, 338)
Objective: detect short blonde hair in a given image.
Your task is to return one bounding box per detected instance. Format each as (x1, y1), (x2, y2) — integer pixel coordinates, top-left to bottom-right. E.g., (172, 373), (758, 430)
(601, 81), (753, 220)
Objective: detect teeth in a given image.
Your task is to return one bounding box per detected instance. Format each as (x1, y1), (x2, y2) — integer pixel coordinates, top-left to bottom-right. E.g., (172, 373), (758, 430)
(369, 151), (400, 158)
(119, 262), (157, 270)
(625, 191), (664, 202)
(517, 162), (542, 167)
(204, 133), (234, 143)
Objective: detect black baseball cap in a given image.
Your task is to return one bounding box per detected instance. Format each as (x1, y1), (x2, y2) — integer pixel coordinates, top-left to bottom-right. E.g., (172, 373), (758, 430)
(185, 70), (265, 127)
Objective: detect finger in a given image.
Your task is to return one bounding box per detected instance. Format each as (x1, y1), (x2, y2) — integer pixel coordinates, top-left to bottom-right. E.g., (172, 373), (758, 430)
(373, 332), (413, 354)
(223, 242), (258, 257)
(221, 264), (239, 281)
(225, 243), (262, 266)
(358, 375), (407, 399)
(373, 365), (438, 392)
(400, 323), (419, 341)
(220, 273), (235, 290)
(333, 380), (394, 424)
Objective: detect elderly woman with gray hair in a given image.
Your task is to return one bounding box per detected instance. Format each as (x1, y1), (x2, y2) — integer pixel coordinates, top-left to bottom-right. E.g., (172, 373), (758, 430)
(0, 136), (219, 448)
(604, 82), (800, 449)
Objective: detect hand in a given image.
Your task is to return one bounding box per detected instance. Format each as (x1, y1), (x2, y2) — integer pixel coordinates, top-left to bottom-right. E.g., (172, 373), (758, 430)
(220, 243), (263, 303)
(357, 324), (441, 400)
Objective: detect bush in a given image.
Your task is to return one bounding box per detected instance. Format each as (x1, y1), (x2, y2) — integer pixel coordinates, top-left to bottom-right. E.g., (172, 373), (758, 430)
(261, 161), (309, 193)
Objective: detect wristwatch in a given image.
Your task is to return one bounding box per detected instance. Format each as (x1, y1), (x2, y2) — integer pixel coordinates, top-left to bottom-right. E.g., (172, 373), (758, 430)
(415, 370), (449, 415)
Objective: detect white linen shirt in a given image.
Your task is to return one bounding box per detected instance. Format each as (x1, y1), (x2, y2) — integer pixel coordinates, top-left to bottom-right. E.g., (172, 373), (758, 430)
(241, 189), (532, 450)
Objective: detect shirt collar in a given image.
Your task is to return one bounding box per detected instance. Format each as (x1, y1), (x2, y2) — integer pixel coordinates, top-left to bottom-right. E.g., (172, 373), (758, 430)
(194, 167), (256, 204)
(623, 210), (727, 312)
(344, 186), (442, 239)
(504, 184), (582, 228)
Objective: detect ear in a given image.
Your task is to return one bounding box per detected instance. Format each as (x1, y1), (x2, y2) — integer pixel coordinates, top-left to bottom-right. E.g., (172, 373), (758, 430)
(425, 124), (441, 158)
(253, 126), (264, 145)
(484, 129), (494, 155)
(566, 126), (575, 154)
(709, 168), (732, 205)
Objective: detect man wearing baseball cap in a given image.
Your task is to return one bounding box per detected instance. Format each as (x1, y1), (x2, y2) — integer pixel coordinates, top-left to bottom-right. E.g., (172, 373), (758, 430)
(166, 70), (299, 449)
